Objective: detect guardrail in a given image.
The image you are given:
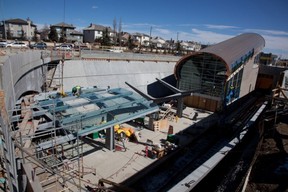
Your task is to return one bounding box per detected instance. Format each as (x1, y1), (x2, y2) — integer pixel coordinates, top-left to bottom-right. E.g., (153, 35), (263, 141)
(80, 50), (181, 62)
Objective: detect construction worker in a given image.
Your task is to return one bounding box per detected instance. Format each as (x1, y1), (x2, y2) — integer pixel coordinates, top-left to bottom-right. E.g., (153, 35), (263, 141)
(226, 84), (235, 103)
(230, 85), (235, 97)
(72, 85), (81, 96)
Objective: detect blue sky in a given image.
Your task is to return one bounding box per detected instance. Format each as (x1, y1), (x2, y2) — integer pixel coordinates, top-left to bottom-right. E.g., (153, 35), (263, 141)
(1, 0), (288, 58)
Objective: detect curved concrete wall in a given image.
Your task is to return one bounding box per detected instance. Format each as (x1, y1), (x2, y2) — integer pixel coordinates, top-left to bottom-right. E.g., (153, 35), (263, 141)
(0, 50), (51, 111)
(1, 51), (178, 112)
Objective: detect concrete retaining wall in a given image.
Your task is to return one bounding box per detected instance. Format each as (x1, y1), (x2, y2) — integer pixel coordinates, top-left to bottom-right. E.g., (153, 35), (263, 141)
(0, 50), (178, 111)
(0, 50), (51, 111)
(62, 60), (177, 95)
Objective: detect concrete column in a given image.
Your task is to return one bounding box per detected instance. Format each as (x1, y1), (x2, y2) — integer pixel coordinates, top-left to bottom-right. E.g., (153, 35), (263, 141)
(105, 127), (115, 150)
(176, 97), (183, 118)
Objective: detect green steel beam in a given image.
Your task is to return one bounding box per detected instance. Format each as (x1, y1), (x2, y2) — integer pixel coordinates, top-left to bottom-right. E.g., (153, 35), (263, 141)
(61, 97), (151, 125)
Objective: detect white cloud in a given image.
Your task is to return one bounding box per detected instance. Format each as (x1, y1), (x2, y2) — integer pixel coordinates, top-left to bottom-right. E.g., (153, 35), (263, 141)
(263, 34), (288, 51)
(241, 28), (288, 58)
(262, 34), (288, 58)
(190, 28), (233, 44)
(188, 28), (288, 58)
(205, 24), (238, 30)
(243, 29), (288, 36)
(177, 24), (199, 27)
(124, 23), (156, 28)
(153, 28), (172, 35)
(92, 6), (98, 9)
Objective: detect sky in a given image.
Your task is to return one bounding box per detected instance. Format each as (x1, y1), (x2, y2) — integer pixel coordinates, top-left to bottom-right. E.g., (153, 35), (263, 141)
(1, 0), (288, 58)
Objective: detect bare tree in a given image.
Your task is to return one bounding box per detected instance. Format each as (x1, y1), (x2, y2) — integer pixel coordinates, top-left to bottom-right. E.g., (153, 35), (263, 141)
(113, 17), (117, 45)
(118, 18), (122, 46)
(40, 24), (50, 41)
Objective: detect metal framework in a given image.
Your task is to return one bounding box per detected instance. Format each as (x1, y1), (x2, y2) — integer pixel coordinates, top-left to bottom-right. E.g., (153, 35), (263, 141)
(177, 53), (227, 98)
(8, 87), (159, 191)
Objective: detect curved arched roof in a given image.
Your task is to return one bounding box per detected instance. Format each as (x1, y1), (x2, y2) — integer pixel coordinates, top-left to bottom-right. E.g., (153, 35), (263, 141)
(175, 33), (265, 78)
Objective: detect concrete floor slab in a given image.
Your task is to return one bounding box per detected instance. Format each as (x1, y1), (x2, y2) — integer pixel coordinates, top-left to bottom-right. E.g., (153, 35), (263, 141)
(63, 107), (213, 190)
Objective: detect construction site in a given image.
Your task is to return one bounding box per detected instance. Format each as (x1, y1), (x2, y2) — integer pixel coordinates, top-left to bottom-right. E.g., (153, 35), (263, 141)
(0, 33), (288, 192)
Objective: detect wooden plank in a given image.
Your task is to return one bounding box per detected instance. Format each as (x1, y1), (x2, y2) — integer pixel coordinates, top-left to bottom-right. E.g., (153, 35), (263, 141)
(22, 163), (44, 192)
(23, 96), (30, 106)
(23, 140), (32, 148)
(0, 90), (9, 124)
(18, 110), (32, 130)
(23, 120), (40, 148)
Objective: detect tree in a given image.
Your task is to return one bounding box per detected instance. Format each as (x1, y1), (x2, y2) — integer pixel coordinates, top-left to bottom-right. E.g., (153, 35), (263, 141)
(118, 18), (122, 46)
(40, 24), (50, 41)
(32, 28), (38, 42)
(127, 35), (134, 50)
(169, 38), (174, 53)
(20, 28), (26, 40)
(59, 27), (66, 43)
(94, 37), (101, 43)
(6, 28), (12, 40)
(113, 17), (117, 45)
(49, 27), (58, 42)
(101, 28), (111, 46)
(176, 41), (181, 53)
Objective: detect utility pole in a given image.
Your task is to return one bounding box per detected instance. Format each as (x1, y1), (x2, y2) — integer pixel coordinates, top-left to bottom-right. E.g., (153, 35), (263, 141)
(63, 0), (66, 23)
(149, 26), (152, 52)
(3, 20), (7, 40)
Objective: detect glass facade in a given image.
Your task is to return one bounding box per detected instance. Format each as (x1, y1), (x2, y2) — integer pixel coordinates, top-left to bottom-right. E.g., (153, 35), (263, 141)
(178, 53), (227, 98)
(225, 68), (243, 104)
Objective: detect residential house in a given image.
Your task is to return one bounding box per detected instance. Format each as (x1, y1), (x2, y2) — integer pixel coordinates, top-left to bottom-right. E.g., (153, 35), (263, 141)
(188, 41), (201, 51)
(0, 18), (37, 40)
(180, 41), (202, 52)
(70, 30), (83, 43)
(50, 22), (82, 43)
(131, 33), (150, 47)
(83, 23), (115, 43)
(120, 32), (130, 45)
(151, 36), (166, 48)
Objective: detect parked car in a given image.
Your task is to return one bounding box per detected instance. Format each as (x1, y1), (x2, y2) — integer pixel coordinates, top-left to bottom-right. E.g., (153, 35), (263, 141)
(0, 40), (8, 48)
(74, 44), (89, 50)
(105, 48), (123, 53)
(54, 44), (72, 51)
(6, 42), (28, 48)
(30, 42), (47, 49)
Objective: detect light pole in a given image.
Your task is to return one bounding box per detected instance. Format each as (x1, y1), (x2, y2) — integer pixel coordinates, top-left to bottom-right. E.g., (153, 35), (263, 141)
(149, 26), (152, 52)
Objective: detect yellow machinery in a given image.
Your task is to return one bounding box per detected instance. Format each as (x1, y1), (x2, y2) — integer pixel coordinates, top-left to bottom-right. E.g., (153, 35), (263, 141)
(114, 124), (134, 138)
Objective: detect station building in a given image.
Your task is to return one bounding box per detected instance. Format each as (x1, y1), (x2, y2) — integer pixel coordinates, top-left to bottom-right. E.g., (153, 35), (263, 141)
(174, 33), (265, 112)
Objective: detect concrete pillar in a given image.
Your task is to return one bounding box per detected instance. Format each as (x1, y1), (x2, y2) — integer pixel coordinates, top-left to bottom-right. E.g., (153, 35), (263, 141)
(176, 97), (183, 118)
(105, 127), (115, 150)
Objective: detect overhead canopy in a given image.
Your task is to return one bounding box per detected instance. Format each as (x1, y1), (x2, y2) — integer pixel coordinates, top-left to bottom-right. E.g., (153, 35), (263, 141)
(19, 87), (159, 150)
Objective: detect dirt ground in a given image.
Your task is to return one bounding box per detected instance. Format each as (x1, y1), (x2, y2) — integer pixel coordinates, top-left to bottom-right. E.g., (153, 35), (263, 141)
(245, 122), (288, 192)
